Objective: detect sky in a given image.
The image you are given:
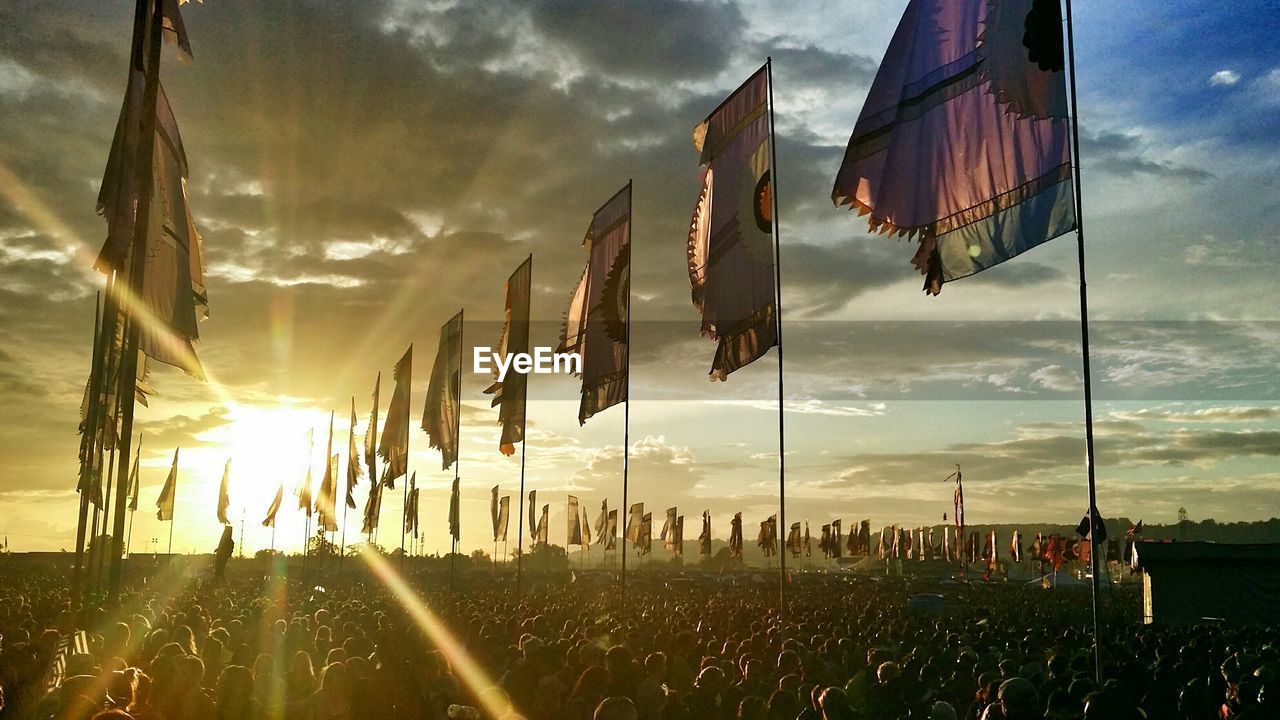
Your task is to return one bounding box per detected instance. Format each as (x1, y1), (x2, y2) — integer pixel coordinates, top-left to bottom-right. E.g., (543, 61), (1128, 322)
(0, 0), (1277, 557)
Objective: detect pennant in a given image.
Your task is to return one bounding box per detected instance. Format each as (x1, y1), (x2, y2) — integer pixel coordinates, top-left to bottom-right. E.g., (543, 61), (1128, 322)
(605, 509), (618, 551)
(626, 502), (644, 544)
(262, 480), (283, 528)
(537, 504), (549, 546)
(568, 495), (583, 546)
(661, 506), (677, 550)
(316, 412), (338, 532)
(126, 436), (141, 512)
(297, 430), (314, 518)
(496, 495), (510, 543)
(424, 312), (464, 470)
(365, 373), (380, 481)
(216, 458), (230, 525)
(688, 65), (778, 380)
(832, 0), (1076, 295)
(490, 485), (500, 540)
(155, 448), (178, 521)
(485, 258), (531, 454)
(561, 185), (630, 424)
(638, 512), (652, 555)
(448, 475), (461, 541)
(361, 475), (382, 535)
(380, 346), (412, 486)
(699, 510), (711, 555)
(729, 512), (743, 558)
(528, 490), (538, 542)
(595, 499), (609, 541)
(345, 398), (362, 510)
(673, 515), (684, 557)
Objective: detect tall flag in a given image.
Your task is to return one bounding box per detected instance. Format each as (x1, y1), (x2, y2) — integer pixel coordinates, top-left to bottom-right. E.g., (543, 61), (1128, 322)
(345, 398), (362, 510)
(605, 509), (618, 551)
(155, 448), (178, 521)
(424, 313), (463, 469)
(729, 512), (743, 558)
(820, 524), (831, 558)
(661, 506), (678, 550)
(528, 490), (538, 542)
(316, 412), (338, 532)
(1011, 529), (1023, 563)
(491, 486), (501, 540)
(262, 481), (283, 528)
(497, 495), (510, 543)
(536, 504), (549, 546)
(673, 516), (684, 557)
(562, 186), (631, 424)
(365, 373), (380, 481)
(405, 474), (420, 539)
(380, 346), (412, 486)
(297, 430), (314, 519)
(832, 0), (1075, 295)
(757, 515), (778, 557)
(126, 438), (141, 512)
(215, 459), (230, 525)
(626, 502), (644, 544)
(688, 65), (777, 380)
(699, 510), (712, 555)
(582, 506), (593, 550)
(567, 495), (583, 546)
(947, 465), (965, 545)
(448, 476), (461, 541)
(831, 519), (843, 559)
(786, 522), (802, 557)
(595, 499), (610, 543)
(803, 521), (812, 558)
(96, 7), (208, 378)
(638, 512), (652, 556)
(361, 476), (382, 535)
(486, 258), (531, 454)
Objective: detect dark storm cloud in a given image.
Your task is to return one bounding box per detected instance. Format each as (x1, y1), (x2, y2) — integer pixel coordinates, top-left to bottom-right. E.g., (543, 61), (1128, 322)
(526, 0), (748, 81)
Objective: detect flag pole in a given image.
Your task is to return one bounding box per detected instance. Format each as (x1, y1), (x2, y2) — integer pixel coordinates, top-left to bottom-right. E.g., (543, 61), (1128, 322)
(125, 434), (139, 560)
(765, 58), (787, 615)
(108, 0), (165, 601)
(620, 179), (633, 618)
(451, 311), (464, 597)
(96, 440), (118, 594)
(400, 346), (412, 571)
(1062, 0), (1104, 685)
(516, 416), (527, 603)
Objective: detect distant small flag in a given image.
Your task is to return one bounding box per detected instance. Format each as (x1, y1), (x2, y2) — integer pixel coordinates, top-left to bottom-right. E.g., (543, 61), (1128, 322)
(832, 0), (1075, 295)
(154, 448), (178, 521)
(497, 495), (510, 543)
(568, 495), (583, 546)
(537, 504), (549, 546)
(626, 502), (644, 544)
(699, 510), (712, 555)
(365, 373), (381, 480)
(448, 476), (460, 541)
(688, 65), (778, 380)
(528, 490), (538, 542)
(216, 458), (231, 525)
(126, 436), (141, 512)
(729, 512), (743, 558)
(262, 481), (283, 528)
(345, 398), (362, 510)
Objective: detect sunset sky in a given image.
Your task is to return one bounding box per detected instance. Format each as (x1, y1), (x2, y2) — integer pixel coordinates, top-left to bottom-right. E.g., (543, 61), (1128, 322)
(1, 0), (1277, 556)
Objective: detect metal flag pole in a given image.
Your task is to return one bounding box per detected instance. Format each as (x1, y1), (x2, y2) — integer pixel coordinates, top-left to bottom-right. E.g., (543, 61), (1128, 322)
(451, 312), (464, 597)
(108, 0), (165, 601)
(125, 435), (140, 560)
(765, 58), (787, 615)
(620, 179), (633, 618)
(1063, 0), (1104, 685)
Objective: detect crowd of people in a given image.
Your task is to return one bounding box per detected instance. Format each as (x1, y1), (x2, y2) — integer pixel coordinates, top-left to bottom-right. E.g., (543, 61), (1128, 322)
(0, 558), (1276, 720)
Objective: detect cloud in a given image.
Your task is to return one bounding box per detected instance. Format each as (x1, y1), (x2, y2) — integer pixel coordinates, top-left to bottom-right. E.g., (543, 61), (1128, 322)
(1209, 70), (1240, 86)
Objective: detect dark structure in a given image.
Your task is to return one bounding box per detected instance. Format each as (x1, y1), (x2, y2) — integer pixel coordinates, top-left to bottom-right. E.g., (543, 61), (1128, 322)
(1134, 541), (1280, 625)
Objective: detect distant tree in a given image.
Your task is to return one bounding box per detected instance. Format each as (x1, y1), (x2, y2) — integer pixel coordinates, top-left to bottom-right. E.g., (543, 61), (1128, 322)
(254, 548), (283, 560)
(306, 528), (338, 558)
(526, 544), (569, 572)
(470, 548), (491, 564)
